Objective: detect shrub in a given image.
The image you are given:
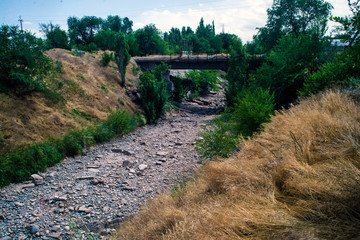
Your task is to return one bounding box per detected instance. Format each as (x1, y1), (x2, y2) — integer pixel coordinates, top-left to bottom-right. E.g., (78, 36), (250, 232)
(196, 87), (274, 159)
(58, 129), (94, 157)
(195, 117), (238, 159)
(106, 110), (133, 135)
(171, 76), (186, 103)
(299, 46), (360, 96)
(139, 64), (169, 124)
(185, 70), (219, 96)
(231, 88), (275, 137)
(101, 52), (114, 66)
(0, 142), (64, 186)
(92, 123), (115, 143)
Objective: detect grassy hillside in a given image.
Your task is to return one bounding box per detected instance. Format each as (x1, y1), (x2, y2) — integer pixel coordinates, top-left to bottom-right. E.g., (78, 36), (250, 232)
(114, 90), (360, 240)
(0, 49), (140, 154)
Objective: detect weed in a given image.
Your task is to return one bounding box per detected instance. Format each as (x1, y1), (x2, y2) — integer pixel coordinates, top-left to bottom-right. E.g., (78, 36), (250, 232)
(54, 60), (63, 73)
(101, 52), (114, 67)
(117, 97), (124, 105)
(132, 65), (141, 75)
(100, 85), (109, 93)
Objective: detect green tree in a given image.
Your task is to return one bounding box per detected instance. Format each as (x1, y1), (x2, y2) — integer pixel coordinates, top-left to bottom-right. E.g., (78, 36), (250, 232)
(300, 1), (360, 95)
(254, 30), (326, 107)
(40, 23), (69, 49)
(0, 25), (54, 96)
(225, 38), (248, 107)
(134, 24), (168, 56)
(94, 29), (117, 50)
(67, 16), (103, 46)
(113, 32), (130, 86)
(102, 15), (122, 32)
(256, 0), (332, 53)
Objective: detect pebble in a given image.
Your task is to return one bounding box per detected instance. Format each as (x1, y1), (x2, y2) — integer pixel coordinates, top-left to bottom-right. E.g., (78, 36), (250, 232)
(0, 90), (225, 239)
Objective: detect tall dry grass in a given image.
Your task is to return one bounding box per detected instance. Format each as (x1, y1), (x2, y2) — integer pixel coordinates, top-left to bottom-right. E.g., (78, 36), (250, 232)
(114, 90), (360, 240)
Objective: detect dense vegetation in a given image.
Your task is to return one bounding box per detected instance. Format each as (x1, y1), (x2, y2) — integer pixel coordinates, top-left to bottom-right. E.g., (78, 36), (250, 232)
(196, 0), (360, 159)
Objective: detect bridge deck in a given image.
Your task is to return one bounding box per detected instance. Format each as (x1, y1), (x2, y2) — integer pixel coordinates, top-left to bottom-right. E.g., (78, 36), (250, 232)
(133, 54), (230, 71)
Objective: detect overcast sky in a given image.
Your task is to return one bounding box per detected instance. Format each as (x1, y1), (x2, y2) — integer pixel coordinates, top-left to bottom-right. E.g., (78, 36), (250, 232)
(0, 0), (351, 42)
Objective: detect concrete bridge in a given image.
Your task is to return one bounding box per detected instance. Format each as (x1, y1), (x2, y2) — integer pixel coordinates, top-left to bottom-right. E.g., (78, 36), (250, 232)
(133, 54), (230, 72)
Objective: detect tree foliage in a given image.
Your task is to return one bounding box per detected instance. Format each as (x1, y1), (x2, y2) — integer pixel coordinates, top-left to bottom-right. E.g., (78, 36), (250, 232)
(225, 38), (248, 107)
(253, 30), (326, 107)
(113, 32), (130, 86)
(40, 23), (69, 50)
(256, 0), (332, 53)
(0, 25), (55, 97)
(133, 24), (168, 56)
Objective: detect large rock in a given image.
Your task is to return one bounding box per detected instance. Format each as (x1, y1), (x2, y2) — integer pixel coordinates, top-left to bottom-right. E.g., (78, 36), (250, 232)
(30, 174), (44, 186)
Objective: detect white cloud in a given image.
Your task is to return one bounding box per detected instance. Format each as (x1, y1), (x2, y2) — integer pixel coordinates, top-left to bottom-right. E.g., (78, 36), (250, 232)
(136, 0), (351, 42)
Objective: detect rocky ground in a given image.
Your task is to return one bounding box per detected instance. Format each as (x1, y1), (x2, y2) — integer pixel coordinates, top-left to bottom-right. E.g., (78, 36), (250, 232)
(0, 90), (224, 239)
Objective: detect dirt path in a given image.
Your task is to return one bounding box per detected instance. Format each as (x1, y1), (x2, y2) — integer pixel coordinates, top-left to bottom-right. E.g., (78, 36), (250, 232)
(0, 91), (224, 239)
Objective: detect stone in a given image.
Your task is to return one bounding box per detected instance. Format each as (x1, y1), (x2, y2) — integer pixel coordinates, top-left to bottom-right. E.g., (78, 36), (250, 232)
(29, 217), (36, 223)
(122, 160), (132, 168)
(111, 149), (133, 156)
(156, 151), (168, 156)
(64, 226), (70, 231)
(76, 175), (95, 180)
(90, 179), (99, 185)
(48, 232), (61, 239)
(129, 169), (136, 174)
(0, 237), (12, 240)
(123, 186), (136, 191)
(21, 183), (35, 189)
(15, 202), (24, 207)
(78, 206), (87, 212)
(138, 164), (148, 171)
(29, 224), (40, 234)
(30, 174), (44, 186)
(50, 225), (61, 232)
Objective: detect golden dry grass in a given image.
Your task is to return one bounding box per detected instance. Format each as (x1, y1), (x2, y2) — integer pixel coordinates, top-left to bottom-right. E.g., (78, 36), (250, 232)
(114, 90), (360, 240)
(0, 48), (140, 153)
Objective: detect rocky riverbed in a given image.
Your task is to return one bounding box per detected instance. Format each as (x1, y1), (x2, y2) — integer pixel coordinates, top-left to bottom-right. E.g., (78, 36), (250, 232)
(0, 91), (224, 239)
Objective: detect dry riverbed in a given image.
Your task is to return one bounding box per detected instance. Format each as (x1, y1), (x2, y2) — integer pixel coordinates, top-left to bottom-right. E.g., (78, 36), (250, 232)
(0, 91), (224, 239)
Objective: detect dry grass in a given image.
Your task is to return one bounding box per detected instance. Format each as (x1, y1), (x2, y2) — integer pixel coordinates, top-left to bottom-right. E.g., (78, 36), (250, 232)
(114, 90), (360, 240)
(0, 48), (140, 153)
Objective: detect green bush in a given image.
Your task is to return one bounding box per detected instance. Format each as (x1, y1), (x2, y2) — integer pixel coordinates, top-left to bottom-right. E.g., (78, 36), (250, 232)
(106, 110), (133, 135)
(139, 64), (169, 124)
(231, 88), (275, 137)
(0, 143), (64, 186)
(196, 87), (274, 159)
(299, 46), (360, 96)
(92, 123), (115, 143)
(185, 70), (218, 96)
(195, 118), (238, 159)
(101, 52), (114, 66)
(171, 76), (186, 103)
